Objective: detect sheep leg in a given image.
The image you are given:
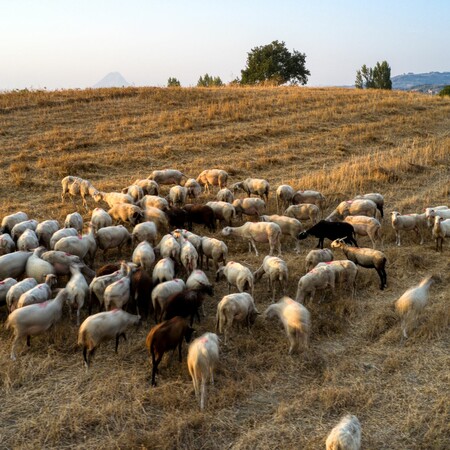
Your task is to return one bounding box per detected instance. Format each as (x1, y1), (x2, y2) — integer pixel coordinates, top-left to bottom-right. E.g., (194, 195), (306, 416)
(416, 227), (424, 245)
(27, 335), (31, 347)
(249, 239), (259, 256)
(376, 268), (386, 290)
(10, 335), (20, 361)
(178, 341), (183, 362)
(200, 379), (206, 410)
(115, 332), (126, 353)
(151, 352), (162, 387)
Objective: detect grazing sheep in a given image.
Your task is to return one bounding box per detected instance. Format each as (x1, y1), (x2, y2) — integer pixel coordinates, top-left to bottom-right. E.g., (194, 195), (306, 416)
(305, 248), (334, 272)
(138, 195), (169, 211)
(151, 279), (186, 322)
(184, 204), (216, 232)
(155, 234), (181, 262)
(264, 297), (310, 354)
(232, 178), (270, 202)
(6, 278), (38, 312)
(253, 256), (289, 302)
(78, 309), (141, 368)
(0, 233), (16, 255)
(17, 274), (57, 308)
(331, 239), (387, 290)
(17, 229), (39, 252)
(196, 169), (228, 193)
(95, 225), (131, 259)
(297, 220), (358, 249)
(49, 227), (78, 249)
(25, 246), (56, 282)
(284, 204), (320, 225)
(152, 257), (176, 285)
(144, 206), (170, 234)
(148, 169), (187, 185)
(1, 211), (29, 234)
(432, 216), (450, 252)
(165, 207), (188, 230)
(179, 238), (199, 276)
(64, 212), (83, 233)
(132, 240), (155, 276)
(129, 266), (153, 319)
(187, 332), (220, 410)
(146, 316), (195, 386)
(326, 199), (377, 221)
(186, 270), (213, 292)
(61, 176), (98, 208)
(344, 215), (382, 249)
(90, 208), (113, 230)
(36, 220), (59, 248)
(216, 261), (254, 297)
(94, 191), (134, 208)
(216, 293), (259, 344)
(316, 260), (358, 298)
(355, 192), (385, 218)
(108, 203), (144, 227)
(55, 224), (97, 265)
(222, 222), (282, 256)
(200, 236), (228, 272)
(326, 415), (361, 450)
(232, 198), (266, 221)
(132, 221), (157, 247)
(395, 276), (435, 340)
(216, 188), (234, 203)
(66, 264), (89, 325)
(184, 178), (202, 199)
(6, 289), (69, 360)
(103, 267), (134, 311)
(121, 184), (144, 202)
(11, 219), (38, 242)
(0, 251), (32, 280)
(0, 278), (17, 307)
(133, 178), (160, 196)
(168, 185), (188, 207)
(292, 190), (325, 210)
(276, 184), (295, 214)
(41, 251), (87, 277)
(206, 201), (236, 227)
(171, 229), (203, 254)
(295, 265), (335, 304)
(391, 211), (424, 246)
(261, 214), (304, 253)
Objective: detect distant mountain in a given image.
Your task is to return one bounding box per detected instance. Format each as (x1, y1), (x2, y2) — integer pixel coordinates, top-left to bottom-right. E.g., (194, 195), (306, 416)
(93, 72), (131, 88)
(392, 72), (450, 93)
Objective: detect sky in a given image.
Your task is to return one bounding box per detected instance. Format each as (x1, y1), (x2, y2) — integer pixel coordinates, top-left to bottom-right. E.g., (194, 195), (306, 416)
(1, 0), (449, 90)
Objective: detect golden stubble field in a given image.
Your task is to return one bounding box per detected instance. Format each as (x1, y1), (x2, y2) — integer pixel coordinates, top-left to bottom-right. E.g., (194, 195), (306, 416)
(0, 86), (449, 449)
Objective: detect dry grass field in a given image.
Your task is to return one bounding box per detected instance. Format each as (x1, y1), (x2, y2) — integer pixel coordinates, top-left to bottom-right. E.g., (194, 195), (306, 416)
(0, 86), (449, 449)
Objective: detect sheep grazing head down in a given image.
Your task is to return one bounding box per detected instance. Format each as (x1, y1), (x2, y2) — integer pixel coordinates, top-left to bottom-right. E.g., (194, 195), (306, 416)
(221, 227), (232, 237)
(297, 231), (308, 240)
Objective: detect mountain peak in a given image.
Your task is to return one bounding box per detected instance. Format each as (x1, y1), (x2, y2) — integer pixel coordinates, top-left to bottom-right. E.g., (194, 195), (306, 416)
(93, 72), (131, 88)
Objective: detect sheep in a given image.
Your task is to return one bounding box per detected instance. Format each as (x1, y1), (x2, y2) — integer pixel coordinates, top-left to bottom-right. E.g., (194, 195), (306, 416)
(275, 184), (295, 213)
(103, 264), (134, 311)
(344, 215), (382, 249)
(284, 204), (320, 225)
(196, 169), (228, 192)
(232, 198), (266, 221)
(25, 246), (56, 282)
(261, 214), (304, 253)
(216, 261), (254, 297)
(64, 212), (83, 233)
(148, 169), (187, 185)
(133, 178), (160, 196)
(186, 269), (213, 292)
(152, 257), (175, 285)
(6, 289), (69, 360)
(355, 192), (385, 218)
(316, 260), (358, 298)
(165, 207), (188, 230)
(0, 251), (32, 280)
(108, 203), (144, 227)
(295, 265), (335, 304)
(179, 238), (199, 276)
(95, 225), (131, 259)
(1, 211), (29, 234)
(200, 236), (228, 272)
(206, 201), (236, 227)
(144, 206), (169, 234)
(432, 216), (450, 252)
(151, 278), (186, 322)
(132, 221), (157, 247)
(121, 184), (144, 202)
(129, 266), (153, 319)
(216, 293), (259, 344)
(146, 316), (195, 386)
(187, 332), (220, 410)
(305, 248), (334, 272)
(395, 276), (435, 340)
(93, 191), (134, 208)
(79, 179), (100, 208)
(138, 195), (169, 211)
(90, 208), (113, 230)
(17, 274), (58, 308)
(0, 278), (17, 307)
(78, 309), (141, 368)
(325, 415), (361, 450)
(184, 178), (202, 199)
(171, 229), (203, 254)
(326, 199), (377, 221)
(331, 239), (387, 290)
(11, 219), (38, 242)
(0, 233), (16, 255)
(232, 178), (270, 202)
(155, 234), (181, 262)
(264, 297), (310, 354)
(40, 251), (87, 277)
(55, 223), (97, 265)
(292, 190), (325, 210)
(184, 204), (216, 232)
(49, 227), (78, 249)
(297, 220), (358, 249)
(426, 207), (450, 228)
(132, 240), (155, 276)
(253, 256), (289, 302)
(390, 211), (424, 246)
(168, 185), (188, 207)
(216, 188), (234, 203)
(61, 176), (97, 207)
(66, 264), (89, 325)
(36, 220), (59, 248)
(17, 229), (39, 252)
(6, 278), (38, 312)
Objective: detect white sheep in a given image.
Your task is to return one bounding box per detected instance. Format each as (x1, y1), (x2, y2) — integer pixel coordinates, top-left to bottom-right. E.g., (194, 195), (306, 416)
(264, 296), (310, 354)
(432, 216), (450, 252)
(200, 236), (228, 272)
(232, 198), (266, 221)
(103, 264), (134, 311)
(6, 278), (37, 312)
(151, 279), (186, 322)
(284, 203), (320, 225)
(93, 191), (134, 208)
(36, 220), (59, 248)
(196, 169), (228, 193)
(95, 225), (131, 259)
(155, 233), (181, 262)
(132, 221), (157, 247)
(275, 184), (295, 213)
(133, 178), (160, 195)
(222, 222), (282, 256)
(186, 270), (213, 291)
(253, 255), (288, 302)
(6, 288), (69, 360)
(108, 203), (144, 226)
(295, 265), (335, 304)
(11, 219), (38, 242)
(1, 211), (29, 234)
(232, 178), (270, 202)
(66, 264), (89, 325)
(206, 201), (236, 226)
(49, 227), (78, 249)
(316, 260), (358, 298)
(17, 274), (57, 308)
(390, 211), (424, 246)
(171, 229), (202, 254)
(41, 250), (83, 276)
(305, 248), (334, 272)
(121, 184), (144, 202)
(180, 238), (199, 275)
(55, 223), (97, 265)
(261, 214), (304, 253)
(17, 229), (39, 251)
(138, 195), (169, 211)
(187, 332), (220, 410)
(90, 208), (113, 230)
(344, 215), (382, 249)
(326, 414), (361, 450)
(168, 185), (188, 207)
(215, 292), (259, 344)
(0, 278), (17, 307)
(184, 178), (202, 199)
(78, 309), (141, 368)
(292, 190), (325, 210)
(132, 240), (155, 276)
(152, 257), (175, 285)
(216, 261), (254, 297)
(355, 192), (385, 218)
(426, 207), (450, 228)
(0, 251), (32, 280)
(0, 233), (16, 255)
(216, 188), (234, 203)
(143, 206), (169, 234)
(64, 212), (83, 233)
(25, 246), (56, 282)
(326, 199), (377, 221)
(148, 169), (187, 185)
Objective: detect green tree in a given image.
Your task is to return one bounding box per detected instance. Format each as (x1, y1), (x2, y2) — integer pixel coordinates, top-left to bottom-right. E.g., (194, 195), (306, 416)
(167, 77), (181, 87)
(355, 61), (391, 89)
(439, 85), (450, 96)
(240, 40), (310, 85)
(197, 74), (223, 87)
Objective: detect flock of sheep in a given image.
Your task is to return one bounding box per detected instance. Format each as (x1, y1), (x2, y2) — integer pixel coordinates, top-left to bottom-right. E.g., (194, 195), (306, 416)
(0, 167), (448, 448)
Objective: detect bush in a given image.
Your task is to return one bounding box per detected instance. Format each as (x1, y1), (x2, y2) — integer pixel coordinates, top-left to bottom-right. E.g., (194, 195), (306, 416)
(438, 85), (450, 97)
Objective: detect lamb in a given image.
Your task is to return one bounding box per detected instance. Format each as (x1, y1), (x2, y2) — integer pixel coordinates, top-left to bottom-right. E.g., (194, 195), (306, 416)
(264, 297), (310, 354)
(184, 178), (202, 199)
(1, 211), (29, 234)
(0, 251), (32, 280)
(148, 169), (187, 185)
(144, 206), (169, 234)
(316, 260), (358, 298)
(284, 204), (320, 225)
(325, 415), (361, 450)
(36, 220), (59, 248)
(138, 195), (169, 211)
(133, 178), (160, 196)
(196, 169), (228, 192)
(297, 220), (358, 249)
(344, 215), (382, 249)
(64, 212), (83, 233)
(222, 222), (282, 256)
(103, 264), (134, 311)
(66, 264), (90, 325)
(295, 265), (335, 304)
(216, 188), (234, 203)
(216, 261), (254, 297)
(6, 278), (38, 312)
(232, 178), (270, 202)
(232, 198), (266, 220)
(90, 208), (113, 230)
(168, 185), (188, 207)
(179, 238), (199, 276)
(331, 239), (387, 290)
(261, 214), (304, 253)
(355, 192), (385, 218)
(146, 316), (195, 386)
(132, 240), (155, 276)
(305, 248), (334, 272)
(49, 227), (78, 249)
(206, 201), (236, 226)
(253, 255), (289, 302)
(55, 223), (97, 265)
(216, 293), (259, 344)
(151, 279), (186, 322)
(0, 233), (16, 255)
(78, 309), (141, 368)
(426, 207), (450, 228)
(11, 219), (38, 242)
(432, 216), (450, 252)
(17, 229), (39, 251)
(0, 278), (17, 308)
(200, 236), (228, 272)
(187, 332), (220, 410)
(292, 190), (325, 210)
(25, 246), (56, 282)
(275, 184), (295, 213)
(326, 199), (377, 221)
(390, 211), (424, 246)
(17, 274), (58, 308)
(395, 276), (435, 340)
(132, 221), (157, 247)
(108, 203), (144, 226)
(93, 191), (134, 208)
(95, 225), (131, 259)
(6, 288), (69, 360)
(152, 257), (175, 285)
(121, 184), (144, 202)
(155, 234), (181, 262)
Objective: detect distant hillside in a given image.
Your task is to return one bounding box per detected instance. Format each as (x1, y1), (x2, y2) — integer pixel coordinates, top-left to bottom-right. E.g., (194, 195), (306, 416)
(392, 71), (450, 93)
(93, 72), (131, 88)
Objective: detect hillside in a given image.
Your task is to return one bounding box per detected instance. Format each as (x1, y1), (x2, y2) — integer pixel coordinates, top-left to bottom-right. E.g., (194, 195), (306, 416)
(0, 87), (449, 449)
(392, 71), (450, 92)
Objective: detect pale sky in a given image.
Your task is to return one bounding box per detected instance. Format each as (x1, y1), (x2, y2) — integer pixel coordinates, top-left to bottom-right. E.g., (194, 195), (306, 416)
(1, 0), (449, 89)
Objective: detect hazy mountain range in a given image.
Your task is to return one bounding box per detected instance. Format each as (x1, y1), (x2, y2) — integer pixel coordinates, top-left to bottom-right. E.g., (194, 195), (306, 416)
(93, 72), (131, 88)
(391, 71), (450, 92)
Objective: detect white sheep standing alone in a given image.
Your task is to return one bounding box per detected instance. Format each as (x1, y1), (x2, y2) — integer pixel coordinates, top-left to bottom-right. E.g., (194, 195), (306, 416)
(390, 211), (423, 246)
(253, 255), (288, 302)
(216, 261), (254, 297)
(325, 414), (361, 450)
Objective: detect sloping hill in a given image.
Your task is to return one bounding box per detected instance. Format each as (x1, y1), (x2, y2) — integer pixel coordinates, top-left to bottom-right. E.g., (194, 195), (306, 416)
(392, 71), (450, 92)
(93, 71), (131, 88)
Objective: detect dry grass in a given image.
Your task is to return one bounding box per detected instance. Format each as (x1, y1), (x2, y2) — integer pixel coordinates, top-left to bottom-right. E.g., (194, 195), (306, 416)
(0, 86), (449, 449)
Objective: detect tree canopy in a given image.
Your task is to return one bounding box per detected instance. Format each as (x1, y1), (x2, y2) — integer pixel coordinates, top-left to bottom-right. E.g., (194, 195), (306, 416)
(197, 74), (223, 87)
(240, 40), (310, 86)
(167, 77), (181, 87)
(355, 61), (392, 90)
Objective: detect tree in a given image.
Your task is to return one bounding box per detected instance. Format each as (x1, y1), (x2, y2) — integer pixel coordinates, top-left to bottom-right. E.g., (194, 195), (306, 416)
(167, 77), (181, 87)
(197, 74), (223, 87)
(355, 61), (392, 89)
(240, 40), (310, 86)
(438, 85), (450, 97)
